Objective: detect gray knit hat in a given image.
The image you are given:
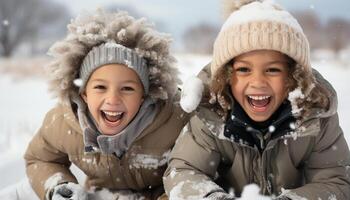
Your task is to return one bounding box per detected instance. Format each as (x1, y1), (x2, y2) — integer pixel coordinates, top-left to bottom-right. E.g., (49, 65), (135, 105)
(75, 42), (149, 94)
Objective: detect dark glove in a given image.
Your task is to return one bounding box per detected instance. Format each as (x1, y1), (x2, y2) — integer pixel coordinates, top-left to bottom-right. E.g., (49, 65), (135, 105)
(274, 196), (291, 200)
(51, 183), (87, 200)
(205, 191), (235, 200)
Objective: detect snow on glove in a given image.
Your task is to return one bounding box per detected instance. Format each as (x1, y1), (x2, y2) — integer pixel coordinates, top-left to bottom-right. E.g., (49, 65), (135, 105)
(51, 182), (88, 200)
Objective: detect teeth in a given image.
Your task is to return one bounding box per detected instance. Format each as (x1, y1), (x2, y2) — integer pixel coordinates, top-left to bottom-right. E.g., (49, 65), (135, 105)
(248, 95), (270, 100)
(103, 111), (123, 116)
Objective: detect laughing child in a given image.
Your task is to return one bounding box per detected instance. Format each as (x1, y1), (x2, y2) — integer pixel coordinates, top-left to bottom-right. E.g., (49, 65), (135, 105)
(163, 0), (350, 199)
(24, 9), (189, 200)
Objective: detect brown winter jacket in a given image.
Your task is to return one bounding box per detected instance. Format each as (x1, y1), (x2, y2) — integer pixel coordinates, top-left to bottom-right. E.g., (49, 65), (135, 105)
(163, 72), (350, 199)
(24, 98), (190, 200)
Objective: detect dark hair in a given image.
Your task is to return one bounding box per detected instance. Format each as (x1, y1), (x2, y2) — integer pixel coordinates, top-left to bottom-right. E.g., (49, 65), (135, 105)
(209, 53), (329, 119)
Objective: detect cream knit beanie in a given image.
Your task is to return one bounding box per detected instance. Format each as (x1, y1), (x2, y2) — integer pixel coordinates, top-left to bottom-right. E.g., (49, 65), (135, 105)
(211, 0), (311, 77)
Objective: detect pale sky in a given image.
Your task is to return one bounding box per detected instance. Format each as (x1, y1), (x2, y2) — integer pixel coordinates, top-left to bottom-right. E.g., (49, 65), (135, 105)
(52, 0), (350, 50)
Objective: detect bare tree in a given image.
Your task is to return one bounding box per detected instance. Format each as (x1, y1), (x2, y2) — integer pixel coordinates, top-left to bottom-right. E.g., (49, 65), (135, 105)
(325, 18), (350, 53)
(182, 23), (219, 54)
(0, 0), (70, 57)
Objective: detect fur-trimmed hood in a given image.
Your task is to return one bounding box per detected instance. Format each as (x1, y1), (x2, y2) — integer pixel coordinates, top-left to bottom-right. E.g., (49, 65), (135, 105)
(46, 9), (180, 104)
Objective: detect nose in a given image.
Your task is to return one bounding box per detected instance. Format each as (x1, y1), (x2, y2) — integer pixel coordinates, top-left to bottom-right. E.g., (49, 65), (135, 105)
(249, 72), (267, 89)
(105, 90), (121, 105)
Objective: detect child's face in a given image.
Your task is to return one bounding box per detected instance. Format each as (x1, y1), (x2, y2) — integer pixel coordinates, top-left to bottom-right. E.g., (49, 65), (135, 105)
(230, 50), (289, 122)
(82, 64), (144, 135)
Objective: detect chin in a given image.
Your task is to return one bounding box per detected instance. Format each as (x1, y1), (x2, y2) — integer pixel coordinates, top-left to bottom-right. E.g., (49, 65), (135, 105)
(248, 113), (272, 122)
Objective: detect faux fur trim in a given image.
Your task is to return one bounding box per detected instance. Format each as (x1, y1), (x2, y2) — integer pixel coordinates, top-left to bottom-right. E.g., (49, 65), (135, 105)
(46, 9), (181, 104)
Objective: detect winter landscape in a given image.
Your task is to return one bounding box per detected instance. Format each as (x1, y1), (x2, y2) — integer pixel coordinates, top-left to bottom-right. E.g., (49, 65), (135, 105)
(0, 0), (350, 199)
(0, 52), (349, 199)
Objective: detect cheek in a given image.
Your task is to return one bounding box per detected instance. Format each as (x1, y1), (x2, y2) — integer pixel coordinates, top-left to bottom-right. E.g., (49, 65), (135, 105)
(230, 77), (244, 97)
(127, 96), (143, 112)
(274, 79), (289, 99)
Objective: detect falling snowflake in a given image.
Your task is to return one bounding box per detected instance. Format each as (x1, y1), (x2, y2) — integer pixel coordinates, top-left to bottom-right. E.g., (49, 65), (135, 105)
(2, 20), (9, 26)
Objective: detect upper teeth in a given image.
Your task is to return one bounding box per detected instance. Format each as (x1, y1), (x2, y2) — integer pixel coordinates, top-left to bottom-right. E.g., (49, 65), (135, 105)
(103, 111), (123, 116)
(249, 96), (270, 100)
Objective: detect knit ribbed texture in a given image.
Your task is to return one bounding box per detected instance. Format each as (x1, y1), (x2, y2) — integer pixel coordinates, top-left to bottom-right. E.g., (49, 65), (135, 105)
(211, 1), (311, 77)
(79, 43), (149, 94)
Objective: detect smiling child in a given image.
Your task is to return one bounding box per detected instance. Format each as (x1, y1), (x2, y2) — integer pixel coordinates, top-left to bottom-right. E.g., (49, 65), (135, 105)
(163, 0), (350, 199)
(24, 9), (189, 200)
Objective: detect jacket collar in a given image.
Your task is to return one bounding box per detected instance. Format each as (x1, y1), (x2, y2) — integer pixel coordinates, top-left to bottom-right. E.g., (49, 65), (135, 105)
(224, 99), (295, 151)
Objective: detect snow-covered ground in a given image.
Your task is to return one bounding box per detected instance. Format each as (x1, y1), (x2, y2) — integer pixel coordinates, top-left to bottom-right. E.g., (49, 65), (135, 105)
(0, 54), (349, 198)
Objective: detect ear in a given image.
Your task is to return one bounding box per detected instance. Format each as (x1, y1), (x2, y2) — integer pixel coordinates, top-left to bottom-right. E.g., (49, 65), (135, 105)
(81, 92), (88, 103)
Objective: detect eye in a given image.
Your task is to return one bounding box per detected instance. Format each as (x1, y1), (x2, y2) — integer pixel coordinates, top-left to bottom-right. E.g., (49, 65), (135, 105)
(266, 67), (283, 74)
(234, 66), (250, 73)
(121, 86), (135, 91)
(93, 85), (106, 90)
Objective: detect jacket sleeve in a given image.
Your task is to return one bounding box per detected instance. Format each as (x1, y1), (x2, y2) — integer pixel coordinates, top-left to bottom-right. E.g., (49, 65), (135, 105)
(24, 106), (78, 200)
(163, 115), (234, 199)
(284, 113), (350, 200)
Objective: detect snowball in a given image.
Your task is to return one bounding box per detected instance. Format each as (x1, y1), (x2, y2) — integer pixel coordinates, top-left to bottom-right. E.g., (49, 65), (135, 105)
(238, 184), (271, 200)
(180, 76), (204, 113)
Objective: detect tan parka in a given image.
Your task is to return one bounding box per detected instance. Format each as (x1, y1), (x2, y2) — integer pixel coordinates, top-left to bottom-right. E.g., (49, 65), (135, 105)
(163, 72), (350, 200)
(24, 9), (190, 200)
(24, 97), (189, 200)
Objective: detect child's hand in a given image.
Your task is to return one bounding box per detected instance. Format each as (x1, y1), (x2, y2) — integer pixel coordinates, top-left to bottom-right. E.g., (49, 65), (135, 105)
(51, 182), (87, 200)
(204, 191), (235, 200)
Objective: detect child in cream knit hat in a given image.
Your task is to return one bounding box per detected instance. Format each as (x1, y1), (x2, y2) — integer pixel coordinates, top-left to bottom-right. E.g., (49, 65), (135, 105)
(163, 0), (350, 199)
(24, 9), (189, 200)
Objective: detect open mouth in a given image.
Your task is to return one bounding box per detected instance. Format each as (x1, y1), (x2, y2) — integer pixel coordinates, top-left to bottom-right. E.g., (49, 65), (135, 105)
(247, 95), (271, 110)
(101, 110), (124, 124)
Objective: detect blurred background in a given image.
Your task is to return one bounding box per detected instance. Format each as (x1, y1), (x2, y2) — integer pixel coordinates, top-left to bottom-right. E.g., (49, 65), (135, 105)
(1, 0), (350, 57)
(0, 0), (350, 192)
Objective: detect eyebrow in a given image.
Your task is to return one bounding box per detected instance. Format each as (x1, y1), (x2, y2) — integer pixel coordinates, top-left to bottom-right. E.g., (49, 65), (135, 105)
(234, 60), (288, 65)
(90, 78), (140, 84)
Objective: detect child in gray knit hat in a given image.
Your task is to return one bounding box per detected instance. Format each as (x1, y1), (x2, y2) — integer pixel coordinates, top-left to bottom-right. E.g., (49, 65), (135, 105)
(163, 0), (350, 200)
(24, 9), (190, 200)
